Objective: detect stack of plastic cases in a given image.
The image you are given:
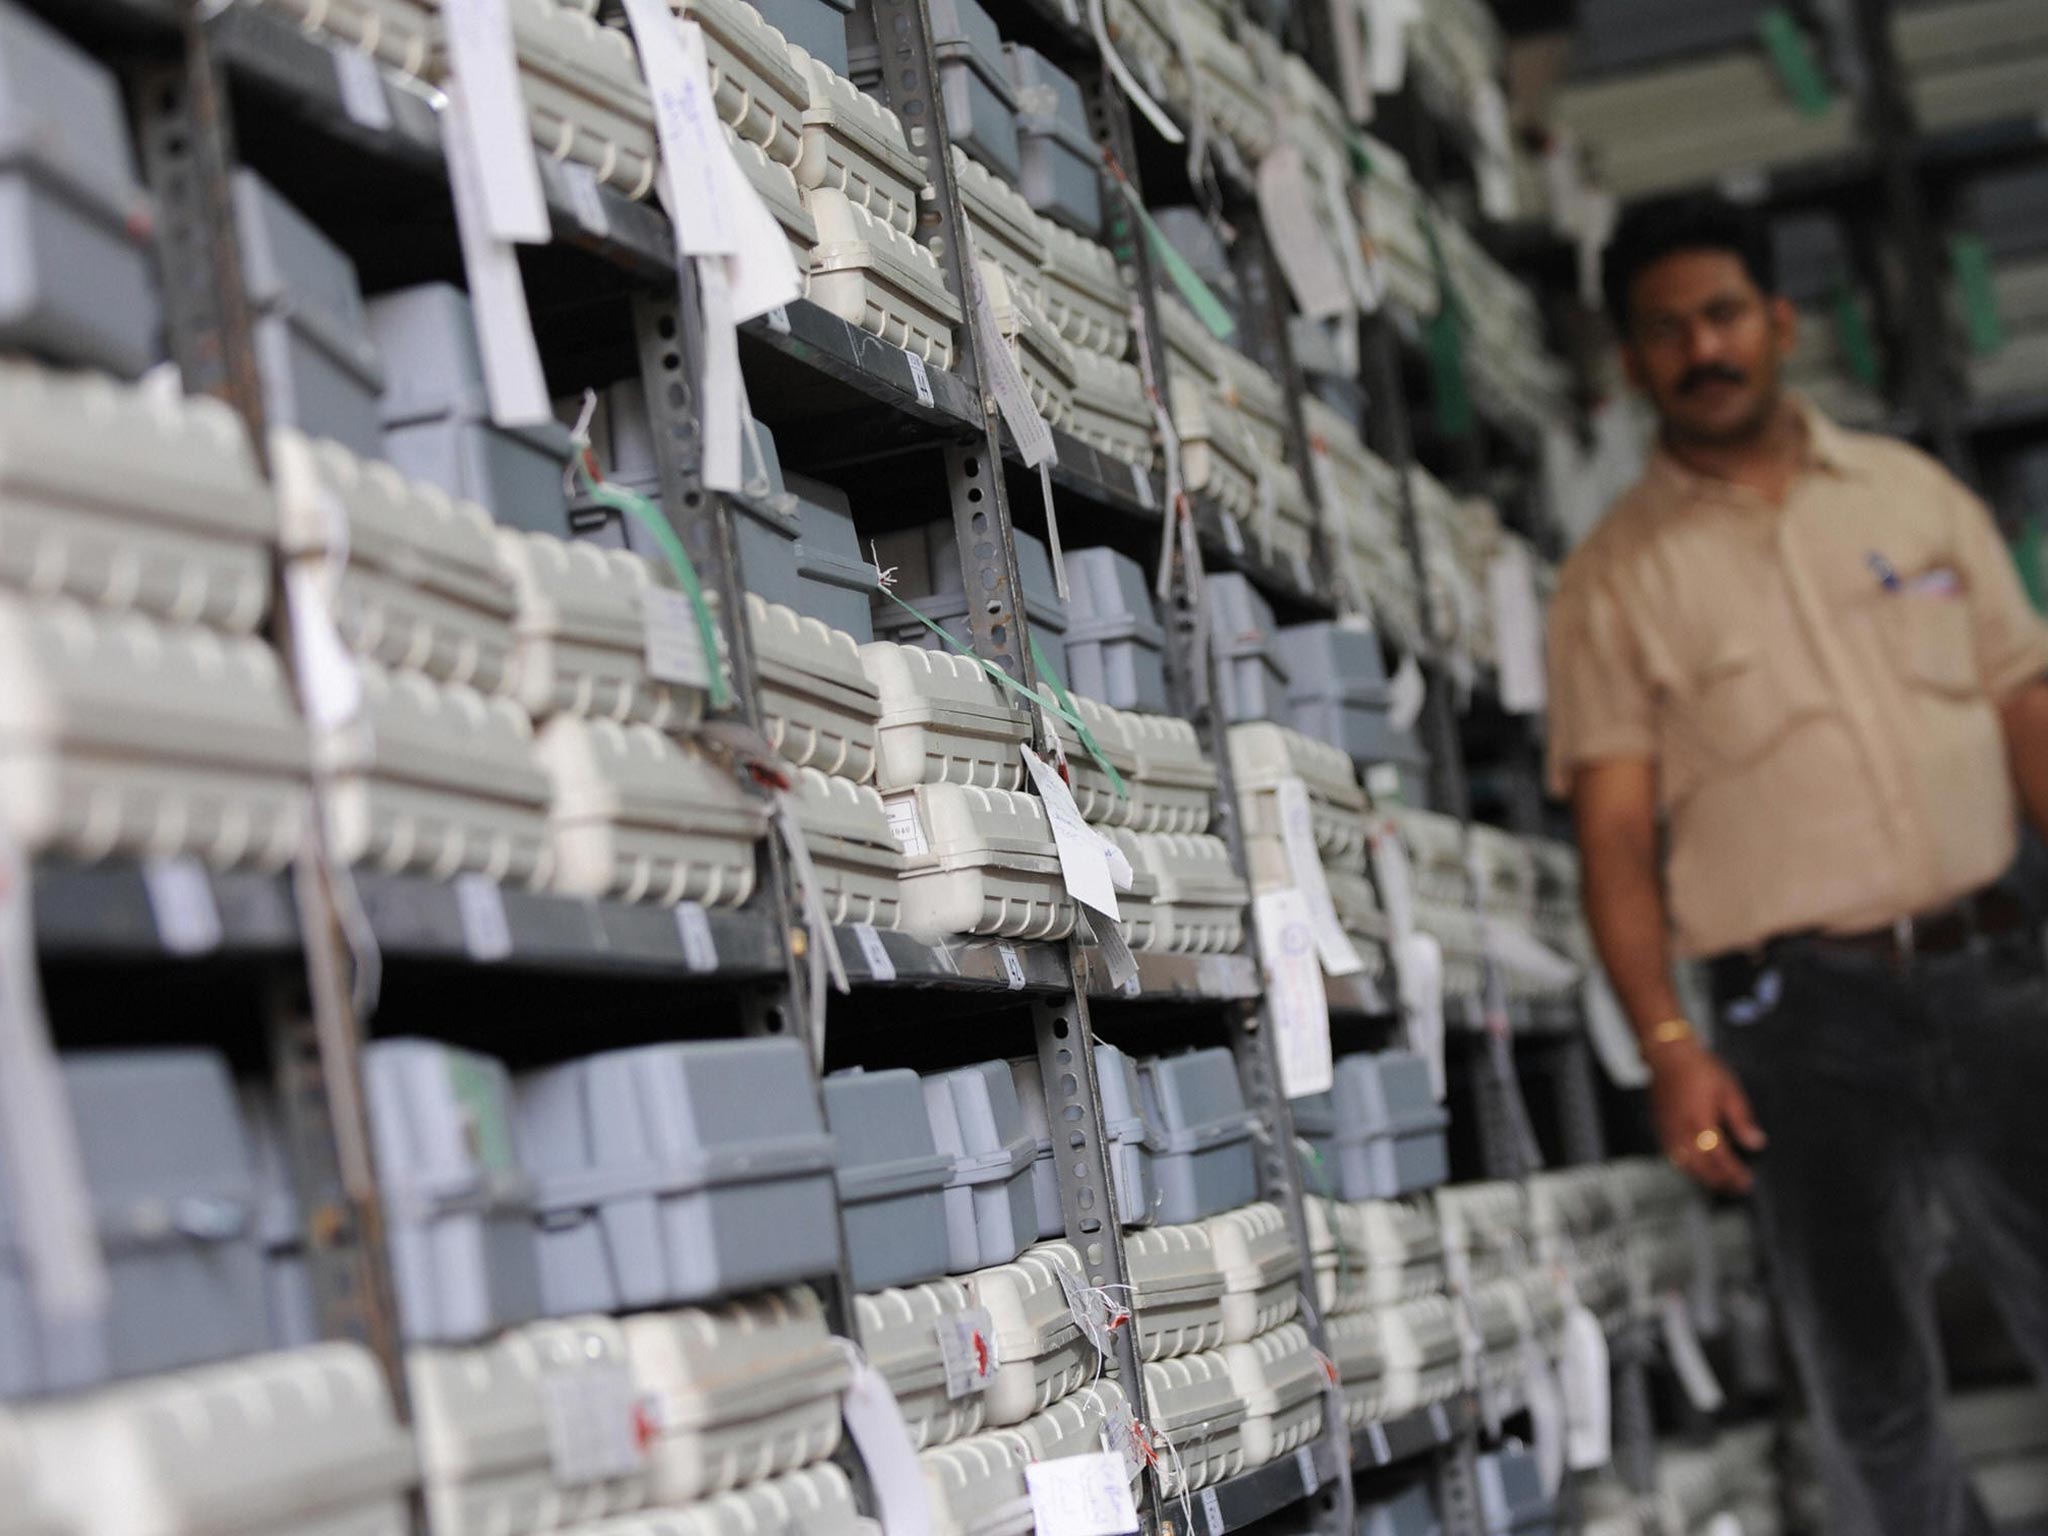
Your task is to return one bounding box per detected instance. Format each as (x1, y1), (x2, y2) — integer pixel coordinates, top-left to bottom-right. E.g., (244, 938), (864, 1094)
(823, 1069), (955, 1291)
(1137, 1048), (1260, 1223)
(1436, 1181), (1531, 1288)
(12, 1341), (418, 1536)
(952, 151), (1049, 306)
(500, 0), (658, 200)
(1220, 1322), (1327, 1468)
(920, 1432), (1033, 1536)
(1122, 712), (1219, 834)
(752, 595), (882, 783)
(1069, 349), (1154, 468)
(0, 1051), (267, 1397)
(1363, 1483), (1443, 1536)
(1176, 1), (1275, 167)
(807, 182), (961, 366)
(1160, 305), (1260, 527)
(1300, 395), (1418, 652)
(363, 1039), (545, 1344)
(1003, 1379), (1138, 1480)
(1037, 224), (1131, 359)
(1273, 621), (1424, 783)
(367, 285), (576, 534)
(1049, 695), (1140, 827)
(1295, 1053), (1450, 1201)
(850, 0), (1018, 183)
(1002, 45), (1102, 235)
(922, 1062), (1041, 1272)
(620, 1286), (849, 1505)
(1062, 547), (1170, 715)
(675, 0), (810, 172)
(853, 1279), (988, 1449)
(557, 1464), (871, 1536)
(1123, 1222), (1227, 1359)
(241, 0), (433, 76)
(0, 3), (159, 376)
(1007, 1042), (1157, 1235)
(886, 782), (1077, 939)
(793, 52), (925, 239)
(1380, 804), (1487, 995)
(861, 642), (1028, 794)
(960, 1242), (1092, 1427)
(513, 1039), (841, 1314)
(1102, 827), (1164, 952)
(788, 765), (903, 925)
(977, 257), (1079, 431)
(1207, 575), (1291, 725)
(1143, 1350), (1250, 1493)
(408, 1314), (646, 1535)
(1466, 1277), (1528, 1415)
(1476, 1446), (1554, 1535)
(1305, 1195), (1446, 1310)
(870, 521), (1070, 680)
(1201, 1203), (1303, 1344)
(1127, 832), (1250, 953)
(753, 0), (854, 74)
(1229, 719), (1372, 873)
(1210, 344), (1315, 574)
(1375, 1295), (1464, 1417)
(784, 473), (882, 642)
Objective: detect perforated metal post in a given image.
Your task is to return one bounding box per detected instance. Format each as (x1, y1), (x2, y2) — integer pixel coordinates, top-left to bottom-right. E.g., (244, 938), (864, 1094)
(1434, 1427), (1486, 1536)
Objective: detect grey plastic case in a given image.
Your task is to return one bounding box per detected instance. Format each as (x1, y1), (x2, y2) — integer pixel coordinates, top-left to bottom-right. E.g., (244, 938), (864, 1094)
(1206, 574), (1290, 725)
(1135, 1048), (1259, 1224)
(1476, 1446), (1552, 1534)
(751, 0), (854, 75)
(787, 472), (881, 641)
(1004, 46), (1103, 235)
(824, 1068), (955, 1291)
(1314, 1052), (1449, 1201)
(1362, 1483), (1442, 1536)
(1009, 1043), (1156, 1237)
(0, 1049), (268, 1398)
(922, 1061), (1040, 1272)
(1062, 546), (1170, 713)
(516, 1039), (841, 1314)
(363, 1038), (544, 1344)
(1274, 621), (1425, 778)
(241, 1084), (319, 1351)
(0, 1), (159, 376)
(854, 0), (1019, 183)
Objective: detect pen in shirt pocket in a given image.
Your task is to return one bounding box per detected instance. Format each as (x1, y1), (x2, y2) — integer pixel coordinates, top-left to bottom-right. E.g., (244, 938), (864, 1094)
(1865, 552), (1962, 596)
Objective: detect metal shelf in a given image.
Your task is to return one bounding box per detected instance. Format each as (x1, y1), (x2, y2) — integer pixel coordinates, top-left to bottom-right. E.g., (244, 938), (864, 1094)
(33, 860), (298, 960)
(1353, 1396), (1479, 1474)
(1173, 1438), (1344, 1536)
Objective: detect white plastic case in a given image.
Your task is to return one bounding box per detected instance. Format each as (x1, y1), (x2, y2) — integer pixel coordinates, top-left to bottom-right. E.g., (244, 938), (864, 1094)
(1435, 1180), (1529, 1284)
(862, 641), (1030, 793)
(498, 532), (708, 733)
(1309, 1197), (1446, 1309)
(509, 0), (657, 199)
(1324, 1309), (1387, 1428)
(408, 1315), (647, 1536)
(1037, 223), (1130, 358)
(1143, 1350), (1248, 1494)
(273, 430), (518, 694)
(1170, 369), (1260, 526)
(621, 1287), (849, 1505)
(1068, 350), (1154, 468)
(980, 259), (1078, 430)
(961, 1241), (1093, 1427)
(1122, 712), (1218, 834)
(245, 0), (433, 78)
(1201, 1201), (1303, 1344)
(808, 187), (962, 367)
(1179, 3), (1274, 165)
(560, 1464), (866, 1536)
(796, 56), (925, 237)
(952, 147), (1049, 306)
(1220, 1323), (1326, 1468)
(730, 131), (818, 288)
(1130, 832), (1249, 954)
(884, 783), (1076, 940)
(670, 0), (811, 168)
(1467, 1276), (1527, 1410)
(920, 1432), (1033, 1536)
(1124, 1221), (1228, 1360)
(790, 764), (904, 927)
(750, 596), (882, 783)
(854, 1279), (988, 1449)
(320, 662), (556, 888)
(535, 717), (767, 904)
(19, 1343), (416, 1536)
(1229, 721), (1370, 865)
(1102, 827), (1164, 952)
(0, 598), (310, 869)
(1051, 695), (1139, 827)
(1375, 1295), (1464, 1417)
(0, 361), (275, 634)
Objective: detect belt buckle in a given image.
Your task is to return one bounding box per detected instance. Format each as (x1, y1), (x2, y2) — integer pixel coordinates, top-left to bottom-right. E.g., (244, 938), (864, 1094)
(1893, 915), (1916, 970)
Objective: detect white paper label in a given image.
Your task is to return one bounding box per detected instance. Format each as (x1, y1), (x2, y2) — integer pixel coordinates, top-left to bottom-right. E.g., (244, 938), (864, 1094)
(885, 796), (930, 858)
(674, 902), (718, 973)
(1129, 460), (1155, 509)
(1428, 1400), (1451, 1439)
(1488, 542), (1547, 714)
(696, 261), (746, 495)
(1365, 1420), (1391, 1462)
(1027, 1453), (1140, 1536)
(1255, 888), (1335, 1098)
(1584, 969), (1650, 1089)
(454, 873), (512, 961)
(1559, 1301), (1612, 1472)
(559, 163), (610, 239)
(1370, 822), (1416, 940)
(1365, 0), (1421, 92)
(839, 1349), (933, 1536)
(1258, 144), (1353, 320)
(851, 921), (896, 982)
(766, 304), (792, 334)
(1396, 931), (1446, 1100)
(1702, 1518), (1746, 1536)
(905, 350), (936, 408)
(541, 1364), (645, 1485)
(1104, 1404), (1145, 1479)
(936, 1306), (997, 1399)
(442, 85), (553, 427)
(1659, 1291), (1726, 1412)
(1022, 747), (1119, 920)
(332, 48), (394, 132)
(1482, 919), (1579, 991)
(1199, 1487), (1224, 1536)
(441, 0), (549, 242)
(1089, 912), (1143, 996)
(619, 1), (735, 255)
(1221, 510), (1246, 556)
(971, 271), (1057, 469)
(1295, 1445), (1320, 1496)
(142, 857), (221, 957)
(1387, 650), (1425, 732)
(1054, 1265), (1124, 1354)
(1522, 1338), (1567, 1497)
(996, 941), (1028, 991)
(642, 586), (711, 687)
(1274, 777), (1364, 976)
(284, 564), (365, 731)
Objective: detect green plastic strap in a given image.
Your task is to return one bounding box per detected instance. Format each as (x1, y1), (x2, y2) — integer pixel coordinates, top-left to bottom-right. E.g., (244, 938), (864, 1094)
(1420, 215), (1474, 439)
(2017, 516), (2048, 616)
(1828, 276), (1881, 387)
(1116, 181), (1237, 343)
(1030, 634), (1129, 802)
(1758, 8), (1834, 118)
(574, 463), (731, 710)
(1950, 233), (2006, 355)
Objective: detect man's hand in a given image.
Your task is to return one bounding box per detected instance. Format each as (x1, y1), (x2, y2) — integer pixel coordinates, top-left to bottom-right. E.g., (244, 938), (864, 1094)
(1650, 1040), (1766, 1193)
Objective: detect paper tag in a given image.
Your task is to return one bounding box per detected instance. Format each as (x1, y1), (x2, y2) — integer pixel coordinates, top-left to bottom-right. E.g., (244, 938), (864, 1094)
(1522, 1338), (1566, 1497)
(1221, 510), (1246, 556)
(1258, 144), (1353, 320)
(885, 796), (931, 858)
(1659, 1291), (1726, 1412)
(1275, 777), (1364, 976)
(936, 1306), (997, 1399)
(674, 902), (718, 973)
(559, 163), (610, 239)
(839, 1349), (934, 1536)
(1365, 1420), (1390, 1462)
(1366, 0), (1420, 91)
(1092, 914), (1143, 996)
(1370, 822), (1416, 940)
(1396, 932), (1446, 1100)
(1027, 1453), (1141, 1536)
(1129, 461), (1154, 510)
(641, 586), (712, 687)
(996, 941), (1028, 991)
(696, 262), (746, 494)
(454, 873), (512, 962)
(1104, 1404), (1145, 1479)
(1254, 888), (1335, 1098)
(332, 48), (394, 131)
(971, 271), (1057, 469)
(1482, 919), (1579, 991)
(1428, 1400), (1451, 1439)
(1022, 747), (1119, 920)
(765, 304), (792, 335)
(851, 921), (896, 983)
(1387, 651), (1425, 732)
(284, 564), (366, 731)
(442, 85), (553, 426)
(142, 857), (221, 956)
(1584, 970), (1650, 1089)
(1295, 1445), (1320, 1496)
(1199, 1487), (1224, 1536)
(905, 350), (936, 408)
(1488, 542), (1547, 714)
(540, 1363), (645, 1485)
(1054, 1265), (1123, 1354)
(619, 1), (735, 255)
(441, 0), (549, 242)
(1559, 1301), (1611, 1472)
(1702, 1517), (1746, 1536)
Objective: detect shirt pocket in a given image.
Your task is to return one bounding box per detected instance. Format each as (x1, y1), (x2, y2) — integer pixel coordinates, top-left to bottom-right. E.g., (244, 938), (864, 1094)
(1877, 586), (1979, 699)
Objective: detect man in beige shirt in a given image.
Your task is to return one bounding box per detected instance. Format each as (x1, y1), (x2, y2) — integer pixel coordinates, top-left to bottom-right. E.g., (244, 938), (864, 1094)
(1548, 194), (2048, 1536)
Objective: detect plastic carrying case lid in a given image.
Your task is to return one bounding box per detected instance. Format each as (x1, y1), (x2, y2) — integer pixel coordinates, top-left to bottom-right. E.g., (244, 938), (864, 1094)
(1330, 1052), (1449, 1140)
(924, 1061), (1038, 1185)
(1062, 546), (1164, 649)
(824, 1068), (956, 1203)
(1137, 1048), (1258, 1156)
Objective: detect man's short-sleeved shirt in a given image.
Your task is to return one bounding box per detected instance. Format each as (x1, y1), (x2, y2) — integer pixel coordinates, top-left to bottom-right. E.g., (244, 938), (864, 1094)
(1545, 398), (2048, 958)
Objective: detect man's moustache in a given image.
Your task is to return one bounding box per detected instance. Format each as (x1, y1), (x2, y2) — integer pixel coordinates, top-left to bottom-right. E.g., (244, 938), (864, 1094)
(1678, 365), (1747, 394)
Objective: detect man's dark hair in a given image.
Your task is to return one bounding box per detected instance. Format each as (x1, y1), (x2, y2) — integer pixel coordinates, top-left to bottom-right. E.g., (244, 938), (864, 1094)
(1602, 193), (1777, 332)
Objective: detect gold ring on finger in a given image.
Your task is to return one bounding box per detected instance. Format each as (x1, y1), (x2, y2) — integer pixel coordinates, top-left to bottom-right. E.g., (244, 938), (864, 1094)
(1694, 1128), (1722, 1154)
